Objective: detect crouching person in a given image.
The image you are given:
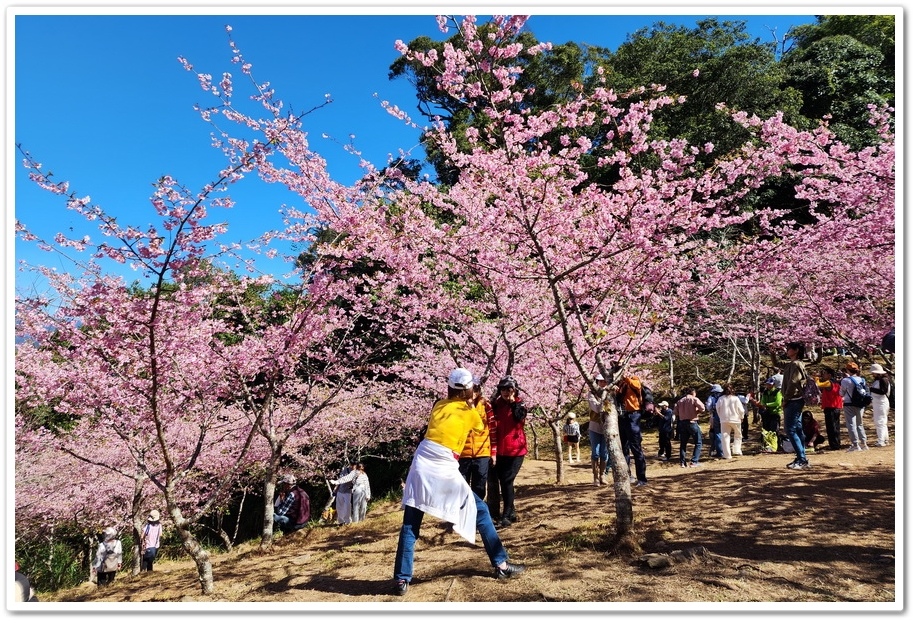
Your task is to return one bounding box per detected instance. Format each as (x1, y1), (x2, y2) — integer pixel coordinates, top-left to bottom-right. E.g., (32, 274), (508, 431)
(273, 475), (311, 534)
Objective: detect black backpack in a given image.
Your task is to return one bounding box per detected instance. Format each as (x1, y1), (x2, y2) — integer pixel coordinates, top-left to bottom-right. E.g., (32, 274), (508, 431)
(848, 377), (872, 408)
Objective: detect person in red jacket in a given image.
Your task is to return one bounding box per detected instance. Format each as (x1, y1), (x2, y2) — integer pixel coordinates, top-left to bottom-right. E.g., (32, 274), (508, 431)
(816, 366), (844, 450)
(487, 375), (528, 528)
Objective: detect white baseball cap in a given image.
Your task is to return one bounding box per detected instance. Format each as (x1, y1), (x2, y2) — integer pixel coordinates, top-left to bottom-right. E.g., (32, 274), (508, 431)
(448, 368), (474, 389)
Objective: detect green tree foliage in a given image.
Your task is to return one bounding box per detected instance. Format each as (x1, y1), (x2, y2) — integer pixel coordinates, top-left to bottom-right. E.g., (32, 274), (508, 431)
(782, 15), (895, 149)
(604, 19), (805, 155)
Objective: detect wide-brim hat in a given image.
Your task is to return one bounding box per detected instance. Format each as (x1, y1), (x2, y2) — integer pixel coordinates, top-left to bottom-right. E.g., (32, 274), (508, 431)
(869, 363), (886, 374)
(710, 384), (723, 393)
(147, 509), (160, 522)
(566, 413), (576, 419)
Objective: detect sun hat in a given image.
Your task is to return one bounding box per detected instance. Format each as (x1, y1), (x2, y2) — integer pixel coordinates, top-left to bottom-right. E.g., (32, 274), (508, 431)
(447, 368), (474, 390)
(102, 527), (117, 540)
(594, 373), (604, 381)
(566, 412), (576, 419)
(280, 474), (296, 486)
(710, 384), (723, 393)
(868, 363), (886, 375)
(657, 400), (669, 407)
(147, 510), (160, 522)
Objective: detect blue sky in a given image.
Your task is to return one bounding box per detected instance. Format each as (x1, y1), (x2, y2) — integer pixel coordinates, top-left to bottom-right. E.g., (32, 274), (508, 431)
(13, 9), (820, 293)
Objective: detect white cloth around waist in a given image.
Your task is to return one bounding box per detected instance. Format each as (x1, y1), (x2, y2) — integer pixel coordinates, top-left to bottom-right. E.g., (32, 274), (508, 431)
(402, 438), (478, 543)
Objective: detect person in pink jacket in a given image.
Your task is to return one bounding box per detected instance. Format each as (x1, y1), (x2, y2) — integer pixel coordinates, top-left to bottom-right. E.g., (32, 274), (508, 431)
(487, 376), (528, 528)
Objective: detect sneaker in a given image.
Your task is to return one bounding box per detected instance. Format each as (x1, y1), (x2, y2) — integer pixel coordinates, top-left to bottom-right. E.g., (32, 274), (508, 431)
(689, 462), (700, 468)
(394, 580), (409, 596)
(680, 462), (688, 468)
(498, 518), (512, 528)
(786, 459), (800, 468)
(846, 445), (859, 452)
(634, 480), (649, 487)
(629, 476), (637, 484)
(495, 561), (526, 581)
(788, 461), (810, 470)
(593, 478), (600, 486)
(660, 456), (669, 462)
(860, 444), (869, 450)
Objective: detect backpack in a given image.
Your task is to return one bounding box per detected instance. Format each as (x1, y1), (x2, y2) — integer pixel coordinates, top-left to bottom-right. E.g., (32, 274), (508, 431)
(100, 544), (120, 573)
(803, 376), (821, 407)
(849, 377), (872, 408)
(640, 384), (654, 410)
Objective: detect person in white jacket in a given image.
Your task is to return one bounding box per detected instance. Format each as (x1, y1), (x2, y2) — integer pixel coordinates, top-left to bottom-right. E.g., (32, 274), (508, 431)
(716, 385), (746, 459)
(332, 462), (372, 523)
(93, 527), (122, 586)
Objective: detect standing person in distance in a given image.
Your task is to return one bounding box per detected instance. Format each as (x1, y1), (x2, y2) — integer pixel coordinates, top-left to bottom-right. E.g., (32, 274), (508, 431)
(332, 463), (372, 523)
(586, 374), (611, 485)
(816, 366), (844, 450)
(867, 363), (892, 447)
(333, 463), (356, 525)
(716, 385), (745, 459)
(140, 509), (163, 572)
(392, 368), (525, 597)
(93, 527), (123, 586)
(562, 412), (582, 464)
(488, 375), (528, 528)
(840, 362), (869, 451)
(616, 368), (649, 486)
(705, 384), (725, 459)
(654, 401), (674, 461)
(782, 341), (811, 469)
(674, 388), (705, 467)
(459, 378), (497, 500)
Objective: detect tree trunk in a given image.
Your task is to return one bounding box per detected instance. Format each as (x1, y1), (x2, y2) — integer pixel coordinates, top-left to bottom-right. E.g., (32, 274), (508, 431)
(259, 469), (279, 551)
(169, 507), (215, 595)
(528, 420), (540, 460)
(602, 399), (635, 541)
(548, 418), (566, 484)
(130, 472), (145, 576)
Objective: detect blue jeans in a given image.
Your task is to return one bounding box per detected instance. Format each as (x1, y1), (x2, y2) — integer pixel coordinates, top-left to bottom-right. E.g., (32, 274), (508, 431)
(678, 420), (703, 465)
(784, 398), (807, 462)
(393, 493), (508, 583)
(709, 414), (723, 457)
(273, 513), (305, 534)
(619, 411), (647, 482)
(588, 429), (608, 462)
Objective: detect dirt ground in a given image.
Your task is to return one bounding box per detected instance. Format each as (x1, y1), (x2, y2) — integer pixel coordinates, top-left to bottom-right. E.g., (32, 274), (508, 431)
(35, 418), (898, 610)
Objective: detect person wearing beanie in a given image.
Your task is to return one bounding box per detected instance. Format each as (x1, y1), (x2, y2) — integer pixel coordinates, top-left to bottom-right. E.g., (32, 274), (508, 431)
(141, 509), (163, 572)
(488, 375), (528, 527)
(392, 368), (525, 597)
